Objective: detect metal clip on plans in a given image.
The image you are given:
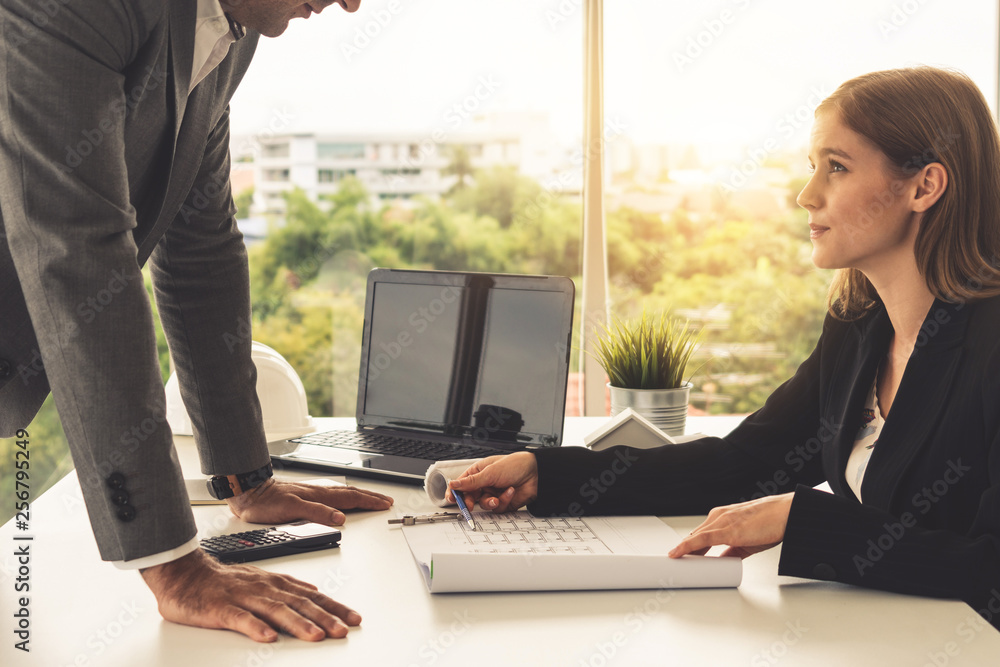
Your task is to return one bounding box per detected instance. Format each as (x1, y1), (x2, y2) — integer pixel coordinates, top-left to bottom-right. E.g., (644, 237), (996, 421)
(388, 512), (463, 526)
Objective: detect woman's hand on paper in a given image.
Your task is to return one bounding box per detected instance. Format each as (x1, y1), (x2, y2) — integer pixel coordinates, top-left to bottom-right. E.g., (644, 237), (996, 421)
(227, 479), (394, 527)
(668, 492), (795, 559)
(448, 452), (539, 512)
(141, 549), (361, 642)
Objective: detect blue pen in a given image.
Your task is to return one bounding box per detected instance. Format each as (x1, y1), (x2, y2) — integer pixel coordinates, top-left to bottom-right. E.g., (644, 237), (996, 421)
(452, 489), (476, 531)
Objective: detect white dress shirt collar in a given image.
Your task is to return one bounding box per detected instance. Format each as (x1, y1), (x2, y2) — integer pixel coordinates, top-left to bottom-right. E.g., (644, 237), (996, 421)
(191, 0), (243, 93)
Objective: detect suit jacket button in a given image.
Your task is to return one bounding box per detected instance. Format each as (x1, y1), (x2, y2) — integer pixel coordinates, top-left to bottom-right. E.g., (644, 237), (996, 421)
(117, 505), (137, 522)
(110, 489), (130, 506)
(0, 358), (11, 379)
(106, 472), (126, 490)
(812, 563), (837, 580)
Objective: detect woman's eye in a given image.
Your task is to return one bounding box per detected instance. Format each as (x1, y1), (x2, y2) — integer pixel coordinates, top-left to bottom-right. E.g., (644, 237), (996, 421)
(806, 163), (816, 174)
(829, 160), (846, 173)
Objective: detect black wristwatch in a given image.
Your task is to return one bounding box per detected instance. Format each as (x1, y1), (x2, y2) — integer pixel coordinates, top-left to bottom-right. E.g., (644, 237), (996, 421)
(206, 462), (274, 500)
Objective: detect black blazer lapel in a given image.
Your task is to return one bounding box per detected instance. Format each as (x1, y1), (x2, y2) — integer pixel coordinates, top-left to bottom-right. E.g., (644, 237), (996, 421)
(823, 306), (892, 501)
(860, 300), (970, 510)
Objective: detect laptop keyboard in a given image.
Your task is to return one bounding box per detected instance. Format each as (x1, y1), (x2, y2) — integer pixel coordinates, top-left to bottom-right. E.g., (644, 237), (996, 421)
(291, 430), (512, 461)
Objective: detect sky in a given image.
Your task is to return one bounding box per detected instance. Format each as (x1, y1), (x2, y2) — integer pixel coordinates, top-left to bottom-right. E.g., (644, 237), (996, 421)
(229, 0), (998, 159)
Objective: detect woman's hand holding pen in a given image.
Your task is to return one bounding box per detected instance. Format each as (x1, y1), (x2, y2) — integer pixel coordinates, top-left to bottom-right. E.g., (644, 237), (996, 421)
(668, 492), (794, 559)
(450, 454), (795, 559)
(448, 452), (539, 512)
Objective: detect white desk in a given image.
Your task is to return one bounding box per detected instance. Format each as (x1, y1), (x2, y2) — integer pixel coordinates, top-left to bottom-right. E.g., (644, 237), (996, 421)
(3, 417), (999, 666)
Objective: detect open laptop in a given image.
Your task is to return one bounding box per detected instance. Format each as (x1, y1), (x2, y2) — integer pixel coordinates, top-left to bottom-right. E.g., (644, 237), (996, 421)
(268, 268), (575, 484)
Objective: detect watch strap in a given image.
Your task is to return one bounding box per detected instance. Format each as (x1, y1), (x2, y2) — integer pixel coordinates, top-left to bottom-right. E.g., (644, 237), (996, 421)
(207, 462), (273, 500)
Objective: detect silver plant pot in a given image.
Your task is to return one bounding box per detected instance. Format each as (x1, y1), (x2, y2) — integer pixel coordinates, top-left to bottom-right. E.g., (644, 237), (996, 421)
(608, 382), (692, 436)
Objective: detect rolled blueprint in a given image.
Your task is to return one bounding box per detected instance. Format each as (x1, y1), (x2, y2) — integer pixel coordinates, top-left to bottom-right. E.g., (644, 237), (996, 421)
(424, 459), (481, 507)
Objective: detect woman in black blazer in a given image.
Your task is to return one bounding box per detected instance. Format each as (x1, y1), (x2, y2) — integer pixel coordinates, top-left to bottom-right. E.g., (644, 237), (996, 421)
(450, 66), (1000, 629)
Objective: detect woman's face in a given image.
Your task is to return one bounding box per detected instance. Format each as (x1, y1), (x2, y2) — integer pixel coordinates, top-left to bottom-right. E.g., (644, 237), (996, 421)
(797, 112), (921, 274)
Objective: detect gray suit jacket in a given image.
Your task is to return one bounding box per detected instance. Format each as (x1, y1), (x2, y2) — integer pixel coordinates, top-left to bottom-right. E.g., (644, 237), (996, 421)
(0, 0), (269, 561)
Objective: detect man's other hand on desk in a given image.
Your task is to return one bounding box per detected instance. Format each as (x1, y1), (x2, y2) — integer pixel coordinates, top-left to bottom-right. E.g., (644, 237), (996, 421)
(448, 452), (539, 512)
(141, 550), (361, 642)
(141, 480), (393, 642)
(227, 478), (394, 526)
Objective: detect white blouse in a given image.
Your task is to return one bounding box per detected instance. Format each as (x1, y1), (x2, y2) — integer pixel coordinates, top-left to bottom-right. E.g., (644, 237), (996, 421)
(845, 379), (886, 502)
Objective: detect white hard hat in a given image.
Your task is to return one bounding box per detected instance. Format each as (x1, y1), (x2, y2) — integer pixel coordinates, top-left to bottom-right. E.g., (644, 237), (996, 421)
(165, 341), (315, 442)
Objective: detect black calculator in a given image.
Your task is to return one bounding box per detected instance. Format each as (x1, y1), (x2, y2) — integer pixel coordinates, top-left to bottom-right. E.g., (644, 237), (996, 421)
(200, 521), (343, 563)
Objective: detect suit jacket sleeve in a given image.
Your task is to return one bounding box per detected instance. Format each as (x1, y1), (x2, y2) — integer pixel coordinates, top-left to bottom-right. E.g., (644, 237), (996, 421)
(148, 105), (270, 476)
(0, 0), (196, 561)
(528, 315), (834, 517)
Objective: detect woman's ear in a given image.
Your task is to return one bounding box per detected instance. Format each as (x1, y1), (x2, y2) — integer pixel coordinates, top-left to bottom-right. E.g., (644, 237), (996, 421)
(911, 162), (948, 212)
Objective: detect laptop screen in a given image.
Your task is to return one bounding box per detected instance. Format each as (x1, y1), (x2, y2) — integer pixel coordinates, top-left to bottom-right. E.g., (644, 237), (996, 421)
(357, 270), (574, 448)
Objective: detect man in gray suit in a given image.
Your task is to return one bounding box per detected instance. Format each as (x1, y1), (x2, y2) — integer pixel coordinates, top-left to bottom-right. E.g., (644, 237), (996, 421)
(0, 0), (393, 642)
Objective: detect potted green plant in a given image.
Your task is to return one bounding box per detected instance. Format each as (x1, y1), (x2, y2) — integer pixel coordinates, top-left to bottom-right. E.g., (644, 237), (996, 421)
(590, 310), (703, 435)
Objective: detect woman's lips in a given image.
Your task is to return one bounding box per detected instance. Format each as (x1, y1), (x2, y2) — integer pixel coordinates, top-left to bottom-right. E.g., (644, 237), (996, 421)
(809, 223), (829, 239)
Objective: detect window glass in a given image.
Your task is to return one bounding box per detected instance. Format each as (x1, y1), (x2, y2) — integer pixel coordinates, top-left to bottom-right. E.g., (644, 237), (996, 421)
(603, 0), (997, 415)
(317, 142), (367, 160)
(3, 1), (998, 523)
(260, 142), (290, 158)
(231, 1), (585, 417)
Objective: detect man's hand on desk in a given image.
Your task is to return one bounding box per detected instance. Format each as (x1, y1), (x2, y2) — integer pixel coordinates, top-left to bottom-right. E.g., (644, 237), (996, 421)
(141, 549), (360, 642)
(226, 478), (394, 526)
(448, 452), (539, 512)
